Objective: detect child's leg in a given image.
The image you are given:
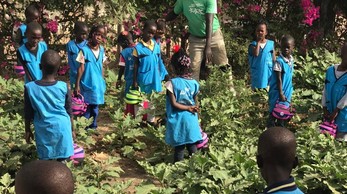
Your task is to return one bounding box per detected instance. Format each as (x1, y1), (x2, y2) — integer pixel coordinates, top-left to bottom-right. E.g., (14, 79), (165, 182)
(174, 145), (186, 162)
(88, 104), (99, 128)
(267, 114), (276, 128)
(186, 143), (197, 156)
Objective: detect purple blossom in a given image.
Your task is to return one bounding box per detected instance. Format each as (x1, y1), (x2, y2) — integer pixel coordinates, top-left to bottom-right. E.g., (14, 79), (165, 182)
(46, 20), (58, 33)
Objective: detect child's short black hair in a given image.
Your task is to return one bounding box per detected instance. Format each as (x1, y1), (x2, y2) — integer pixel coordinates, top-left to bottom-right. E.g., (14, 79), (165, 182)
(281, 34), (295, 45)
(256, 19), (268, 29)
(257, 127), (298, 171)
(117, 31), (133, 48)
(25, 4), (39, 18)
(26, 21), (42, 34)
(88, 24), (105, 40)
(143, 20), (157, 30)
(171, 48), (191, 76)
(74, 21), (88, 34)
(15, 160), (74, 194)
(156, 19), (166, 31)
(41, 50), (61, 75)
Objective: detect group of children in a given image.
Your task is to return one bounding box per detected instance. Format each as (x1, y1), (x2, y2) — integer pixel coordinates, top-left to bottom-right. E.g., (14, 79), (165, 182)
(17, 3), (347, 193)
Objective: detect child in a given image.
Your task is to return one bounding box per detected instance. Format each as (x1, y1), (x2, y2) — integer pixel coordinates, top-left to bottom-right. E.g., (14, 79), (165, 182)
(322, 43), (347, 141)
(116, 31), (136, 93)
(132, 20), (163, 94)
(165, 49), (202, 162)
(154, 19), (169, 81)
(257, 127), (303, 194)
(15, 160), (74, 194)
(66, 21), (88, 89)
(24, 50), (74, 161)
(248, 20), (275, 90)
(16, 3), (40, 46)
(267, 35), (295, 128)
(17, 21), (48, 83)
(75, 25), (107, 129)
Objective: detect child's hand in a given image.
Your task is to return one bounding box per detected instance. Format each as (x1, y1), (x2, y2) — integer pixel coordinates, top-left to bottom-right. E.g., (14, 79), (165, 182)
(279, 93), (286, 102)
(323, 107), (330, 120)
(74, 86), (80, 96)
(72, 131), (76, 141)
(25, 131), (34, 143)
(187, 106), (199, 113)
(329, 108), (340, 122)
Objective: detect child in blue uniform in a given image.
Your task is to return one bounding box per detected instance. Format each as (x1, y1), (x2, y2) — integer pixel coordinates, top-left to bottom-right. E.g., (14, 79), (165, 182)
(75, 25), (107, 129)
(165, 49), (202, 162)
(116, 31), (136, 93)
(24, 50), (74, 161)
(17, 21), (48, 83)
(15, 4), (40, 46)
(132, 20), (164, 94)
(257, 127), (303, 194)
(322, 43), (347, 141)
(248, 20), (275, 90)
(66, 22), (88, 89)
(267, 35), (295, 128)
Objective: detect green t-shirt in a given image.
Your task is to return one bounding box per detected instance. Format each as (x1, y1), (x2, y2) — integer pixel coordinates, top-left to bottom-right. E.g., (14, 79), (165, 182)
(174, 0), (220, 37)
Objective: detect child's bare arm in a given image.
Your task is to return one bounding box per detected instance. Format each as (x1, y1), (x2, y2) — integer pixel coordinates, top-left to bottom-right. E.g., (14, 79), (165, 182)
(24, 87), (34, 143)
(275, 71), (286, 101)
(15, 29), (23, 45)
(74, 63), (85, 94)
(133, 57), (139, 88)
(167, 90), (198, 113)
(251, 43), (261, 57)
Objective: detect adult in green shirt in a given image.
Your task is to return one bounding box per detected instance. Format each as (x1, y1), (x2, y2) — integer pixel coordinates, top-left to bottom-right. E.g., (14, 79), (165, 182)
(166, 0), (229, 80)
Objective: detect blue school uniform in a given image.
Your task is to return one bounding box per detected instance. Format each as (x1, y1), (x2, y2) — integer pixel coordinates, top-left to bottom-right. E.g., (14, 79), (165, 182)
(79, 46), (106, 105)
(268, 55), (294, 113)
(261, 177), (303, 194)
(153, 38), (169, 81)
(135, 41), (162, 94)
(248, 40), (274, 89)
(121, 46), (136, 93)
(18, 41), (48, 83)
(324, 65), (347, 132)
(66, 39), (87, 87)
(165, 77), (202, 146)
(25, 81), (73, 160)
(19, 24), (27, 45)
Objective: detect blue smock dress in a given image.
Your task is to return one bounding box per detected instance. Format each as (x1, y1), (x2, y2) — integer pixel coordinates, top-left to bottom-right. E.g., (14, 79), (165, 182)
(25, 81), (74, 160)
(79, 46), (106, 105)
(248, 40), (274, 89)
(268, 55), (294, 113)
(67, 39), (87, 87)
(121, 46), (136, 93)
(165, 77), (202, 147)
(19, 24), (27, 45)
(324, 65), (347, 132)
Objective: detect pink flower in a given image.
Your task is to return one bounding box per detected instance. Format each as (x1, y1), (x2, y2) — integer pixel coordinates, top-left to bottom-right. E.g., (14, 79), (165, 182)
(14, 21), (21, 28)
(166, 38), (171, 44)
(301, 0), (320, 26)
(247, 5), (261, 12)
(1, 62), (7, 68)
(46, 20), (58, 33)
(3, 74), (10, 80)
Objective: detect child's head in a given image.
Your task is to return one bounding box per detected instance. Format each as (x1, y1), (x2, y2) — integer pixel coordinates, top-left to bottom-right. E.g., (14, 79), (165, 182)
(155, 19), (166, 40)
(88, 25), (106, 45)
(74, 21), (88, 42)
(40, 50), (61, 76)
(15, 160), (74, 194)
(171, 48), (191, 76)
(142, 20), (157, 42)
(25, 21), (42, 48)
(255, 20), (268, 40)
(25, 4), (40, 23)
(257, 127), (298, 184)
(280, 34), (295, 58)
(117, 31), (134, 49)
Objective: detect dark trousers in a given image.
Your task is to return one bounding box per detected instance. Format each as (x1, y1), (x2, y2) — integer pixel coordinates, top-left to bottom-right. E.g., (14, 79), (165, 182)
(174, 143), (197, 162)
(84, 104), (99, 128)
(267, 114), (285, 128)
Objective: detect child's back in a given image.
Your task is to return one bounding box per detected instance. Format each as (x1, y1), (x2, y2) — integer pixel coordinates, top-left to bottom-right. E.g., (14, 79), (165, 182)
(25, 80), (73, 160)
(121, 46), (136, 93)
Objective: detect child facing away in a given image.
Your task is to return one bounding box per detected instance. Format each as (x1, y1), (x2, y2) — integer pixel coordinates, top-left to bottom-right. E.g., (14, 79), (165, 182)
(322, 43), (347, 141)
(15, 3), (40, 46)
(257, 127), (303, 194)
(75, 25), (107, 130)
(17, 21), (48, 83)
(15, 160), (74, 194)
(165, 49), (202, 163)
(66, 21), (88, 89)
(24, 50), (74, 161)
(248, 20), (275, 90)
(267, 35), (295, 128)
